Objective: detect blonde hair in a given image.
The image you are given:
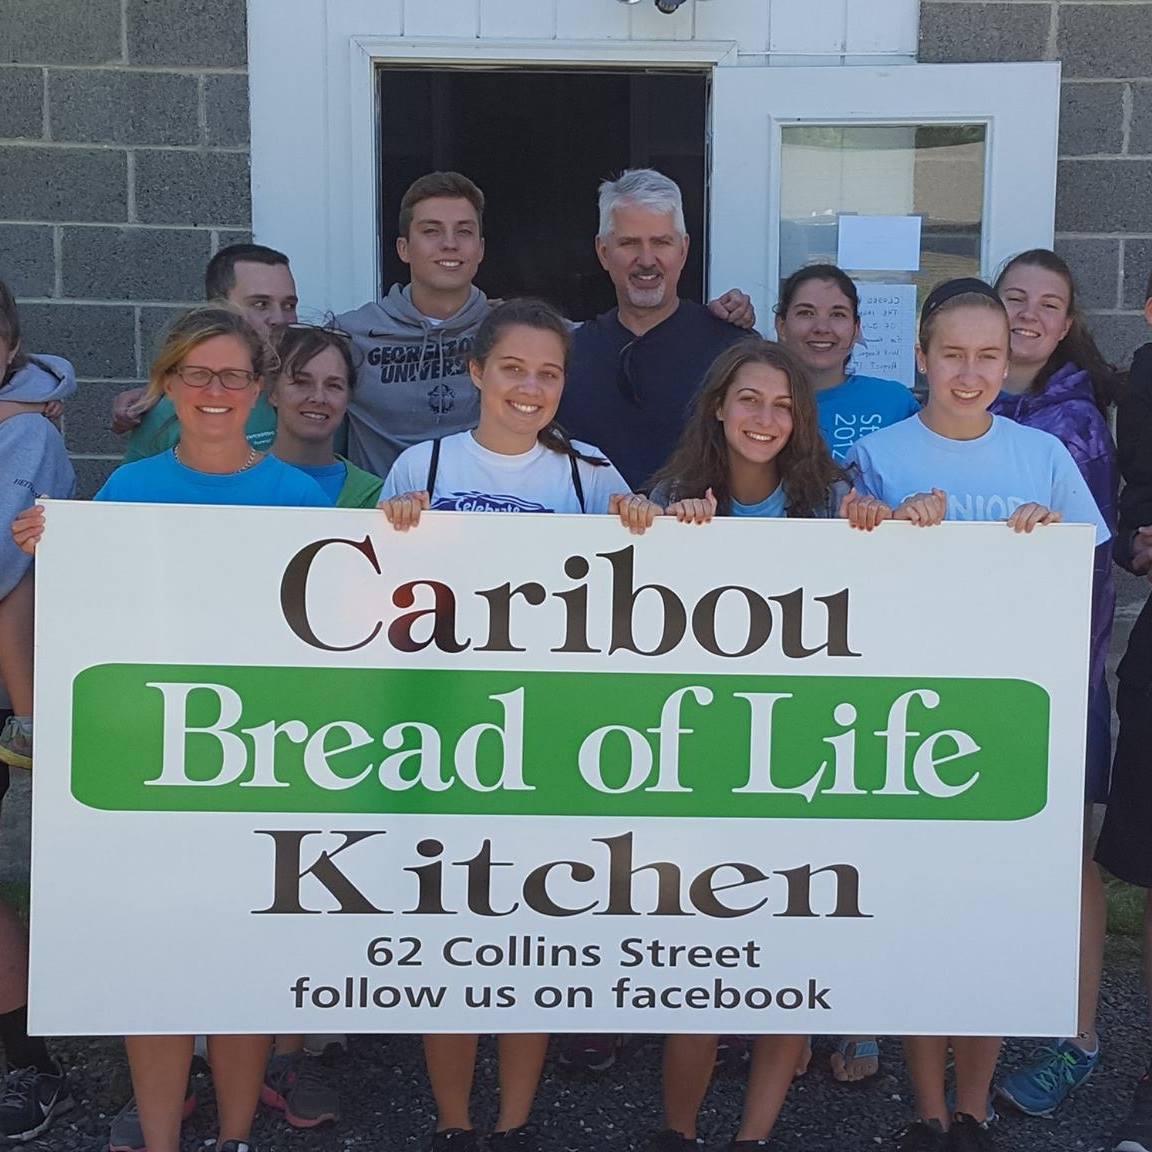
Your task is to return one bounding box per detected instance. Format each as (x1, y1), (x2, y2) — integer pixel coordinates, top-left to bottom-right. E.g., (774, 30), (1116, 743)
(130, 305), (273, 416)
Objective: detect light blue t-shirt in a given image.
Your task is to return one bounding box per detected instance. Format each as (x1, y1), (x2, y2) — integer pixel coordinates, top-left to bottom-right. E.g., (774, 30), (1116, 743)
(292, 460), (348, 504)
(845, 414), (1110, 544)
(817, 374), (920, 462)
(94, 449), (331, 507)
(732, 486), (787, 518)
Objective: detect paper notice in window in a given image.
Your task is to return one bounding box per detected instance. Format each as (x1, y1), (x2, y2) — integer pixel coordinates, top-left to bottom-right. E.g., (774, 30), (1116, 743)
(848, 282), (918, 388)
(837, 214), (922, 272)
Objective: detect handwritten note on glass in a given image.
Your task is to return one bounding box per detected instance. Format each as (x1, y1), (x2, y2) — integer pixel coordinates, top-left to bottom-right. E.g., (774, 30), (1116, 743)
(848, 282), (919, 388)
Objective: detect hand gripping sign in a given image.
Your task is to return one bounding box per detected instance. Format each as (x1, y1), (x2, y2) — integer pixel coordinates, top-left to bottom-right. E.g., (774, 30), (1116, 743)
(30, 503), (1092, 1036)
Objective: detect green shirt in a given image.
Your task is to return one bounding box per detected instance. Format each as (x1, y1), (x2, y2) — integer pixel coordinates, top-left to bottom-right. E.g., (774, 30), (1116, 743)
(337, 457), (385, 508)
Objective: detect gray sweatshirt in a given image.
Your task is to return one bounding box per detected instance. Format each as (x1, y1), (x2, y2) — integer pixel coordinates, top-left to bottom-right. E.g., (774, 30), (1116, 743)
(1, 356), (77, 598)
(337, 284), (491, 477)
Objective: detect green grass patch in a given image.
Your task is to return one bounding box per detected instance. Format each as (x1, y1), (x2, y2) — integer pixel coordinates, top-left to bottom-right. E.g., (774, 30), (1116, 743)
(0, 881), (28, 918)
(1105, 873), (1146, 937)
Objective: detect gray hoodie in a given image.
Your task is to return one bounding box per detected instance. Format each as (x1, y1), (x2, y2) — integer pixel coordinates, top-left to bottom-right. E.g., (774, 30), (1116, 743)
(1, 357), (77, 599)
(338, 284), (491, 477)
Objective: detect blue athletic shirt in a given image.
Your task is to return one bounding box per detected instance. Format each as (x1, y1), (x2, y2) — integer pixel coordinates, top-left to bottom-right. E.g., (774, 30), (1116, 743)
(845, 414), (1109, 544)
(93, 449), (330, 507)
(290, 460), (347, 504)
(817, 374), (920, 462)
(732, 486), (787, 518)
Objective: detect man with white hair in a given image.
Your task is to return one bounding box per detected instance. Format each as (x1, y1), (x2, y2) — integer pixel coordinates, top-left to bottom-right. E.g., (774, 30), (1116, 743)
(558, 169), (753, 490)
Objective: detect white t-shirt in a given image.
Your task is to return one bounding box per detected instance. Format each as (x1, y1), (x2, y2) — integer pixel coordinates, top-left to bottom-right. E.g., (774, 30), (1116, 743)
(381, 430), (629, 514)
(846, 413), (1110, 544)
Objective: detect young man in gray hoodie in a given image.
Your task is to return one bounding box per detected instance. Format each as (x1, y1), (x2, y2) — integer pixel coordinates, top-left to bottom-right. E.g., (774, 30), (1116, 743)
(337, 172), (490, 478)
(338, 171), (755, 479)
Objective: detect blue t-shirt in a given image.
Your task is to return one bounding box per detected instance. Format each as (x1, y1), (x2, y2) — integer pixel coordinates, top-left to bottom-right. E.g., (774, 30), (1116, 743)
(94, 450), (331, 507)
(732, 486), (787, 518)
(845, 414), (1109, 544)
(291, 460), (348, 504)
(817, 374), (920, 462)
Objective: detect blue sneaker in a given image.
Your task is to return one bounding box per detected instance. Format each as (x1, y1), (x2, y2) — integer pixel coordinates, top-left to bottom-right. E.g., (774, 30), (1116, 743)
(995, 1041), (1098, 1117)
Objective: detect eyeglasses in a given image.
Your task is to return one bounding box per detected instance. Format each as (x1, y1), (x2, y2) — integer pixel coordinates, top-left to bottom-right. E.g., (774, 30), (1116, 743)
(169, 366), (257, 390)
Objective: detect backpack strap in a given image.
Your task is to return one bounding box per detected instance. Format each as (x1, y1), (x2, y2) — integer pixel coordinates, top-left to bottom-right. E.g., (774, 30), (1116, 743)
(425, 437), (442, 501)
(568, 452), (586, 513)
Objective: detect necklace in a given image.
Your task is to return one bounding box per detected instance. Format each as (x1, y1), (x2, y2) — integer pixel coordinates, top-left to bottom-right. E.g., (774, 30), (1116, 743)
(174, 443), (259, 473)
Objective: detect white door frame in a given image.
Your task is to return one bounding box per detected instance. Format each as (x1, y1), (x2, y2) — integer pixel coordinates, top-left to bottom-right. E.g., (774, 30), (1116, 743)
(249, 1), (734, 315)
(709, 61), (1062, 328)
(250, 2), (1061, 323)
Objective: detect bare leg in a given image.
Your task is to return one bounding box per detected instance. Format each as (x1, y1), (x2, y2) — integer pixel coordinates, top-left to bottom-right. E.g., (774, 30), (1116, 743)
(424, 1034), (479, 1131)
(661, 1034), (719, 1138)
(735, 1035), (809, 1141)
(207, 1034), (271, 1143)
(953, 1036), (1001, 1120)
(0, 902), (29, 1014)
(494, 1033), (549, 1132)
(795, 1037), (812, 1076)
(0, 571), (35, 715)
(1075, 843), (1107, 1050)
(124, 1035), (195, 1152)
(903, 1036), (950, 1127)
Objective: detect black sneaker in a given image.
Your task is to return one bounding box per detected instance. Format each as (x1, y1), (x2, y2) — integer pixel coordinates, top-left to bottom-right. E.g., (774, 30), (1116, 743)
(948, 1114), (995, 1152)
(644, 1131), (703, 1151)
(892, 1120), (948, 1151)
(430, 1129), (480, 1152)
(0, 1063), (73, 1141)
(1114, 1076), (1152, 1152)
(488, 1127), (540, 1151)
(557, 1034), (619, 1072)
(728, 1141), (772, 1150)
(217, 1143), (257, 1152)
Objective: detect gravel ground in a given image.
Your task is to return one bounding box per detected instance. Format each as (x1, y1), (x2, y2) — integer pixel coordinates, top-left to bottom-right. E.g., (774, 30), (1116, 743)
(19, 938), (1151, 1152)
(12, 575), (1151, 1152)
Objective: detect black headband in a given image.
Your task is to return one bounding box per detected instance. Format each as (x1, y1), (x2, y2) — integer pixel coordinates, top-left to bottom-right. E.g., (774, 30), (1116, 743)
(920, 277), (1002, 326)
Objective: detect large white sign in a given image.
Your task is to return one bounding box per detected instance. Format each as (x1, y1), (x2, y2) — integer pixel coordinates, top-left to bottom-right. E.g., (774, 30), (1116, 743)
(30, 503), (1093, 1036)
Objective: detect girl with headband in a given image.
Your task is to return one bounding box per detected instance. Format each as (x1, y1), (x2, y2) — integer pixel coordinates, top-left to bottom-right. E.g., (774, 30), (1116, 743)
(841, 277), (1109, 1152)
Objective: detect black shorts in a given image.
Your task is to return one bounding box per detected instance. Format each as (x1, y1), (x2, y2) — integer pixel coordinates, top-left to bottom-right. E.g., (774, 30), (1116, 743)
(1096, 681), (1152, 887)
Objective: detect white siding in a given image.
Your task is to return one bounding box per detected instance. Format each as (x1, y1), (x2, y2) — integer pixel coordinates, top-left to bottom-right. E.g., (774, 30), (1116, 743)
(293, 1), (918, 61)
(249, 0), (920, 314)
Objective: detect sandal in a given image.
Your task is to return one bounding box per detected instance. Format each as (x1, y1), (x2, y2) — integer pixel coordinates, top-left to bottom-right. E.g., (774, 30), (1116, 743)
(830, 1036), (880, 1085)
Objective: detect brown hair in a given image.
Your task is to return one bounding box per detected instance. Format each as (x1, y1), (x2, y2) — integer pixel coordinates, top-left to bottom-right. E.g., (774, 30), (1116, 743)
(275, 323), (357, 390)
(650, 338), (843, 516)
(918, 287), (1008, 352)
(131, 305), (274, 417)
(204, 243), (291, 302)
(471, 298), (607, 468)
(0, 280), (28, 383)
(776, 263), (860, 321)
(398, 171), (485, 239)
(994, 248), (1121, 411)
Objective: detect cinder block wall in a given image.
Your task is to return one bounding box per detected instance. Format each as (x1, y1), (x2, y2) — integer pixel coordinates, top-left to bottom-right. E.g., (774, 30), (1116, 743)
(0, 0), (251, 496)
(921, 1), (1152, 366)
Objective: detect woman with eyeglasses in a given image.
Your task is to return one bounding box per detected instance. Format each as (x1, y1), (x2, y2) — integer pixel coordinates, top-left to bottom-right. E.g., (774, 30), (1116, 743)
(12, 305), (326, 1152)
(82, 307), (330, 509)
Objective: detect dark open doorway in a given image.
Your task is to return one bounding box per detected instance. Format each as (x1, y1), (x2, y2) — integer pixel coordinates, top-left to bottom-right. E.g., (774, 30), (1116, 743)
(376, 67), (708, 321)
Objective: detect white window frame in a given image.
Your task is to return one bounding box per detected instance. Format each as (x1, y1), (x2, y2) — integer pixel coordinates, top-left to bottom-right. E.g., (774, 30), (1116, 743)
(709, 62), (1062, 327)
